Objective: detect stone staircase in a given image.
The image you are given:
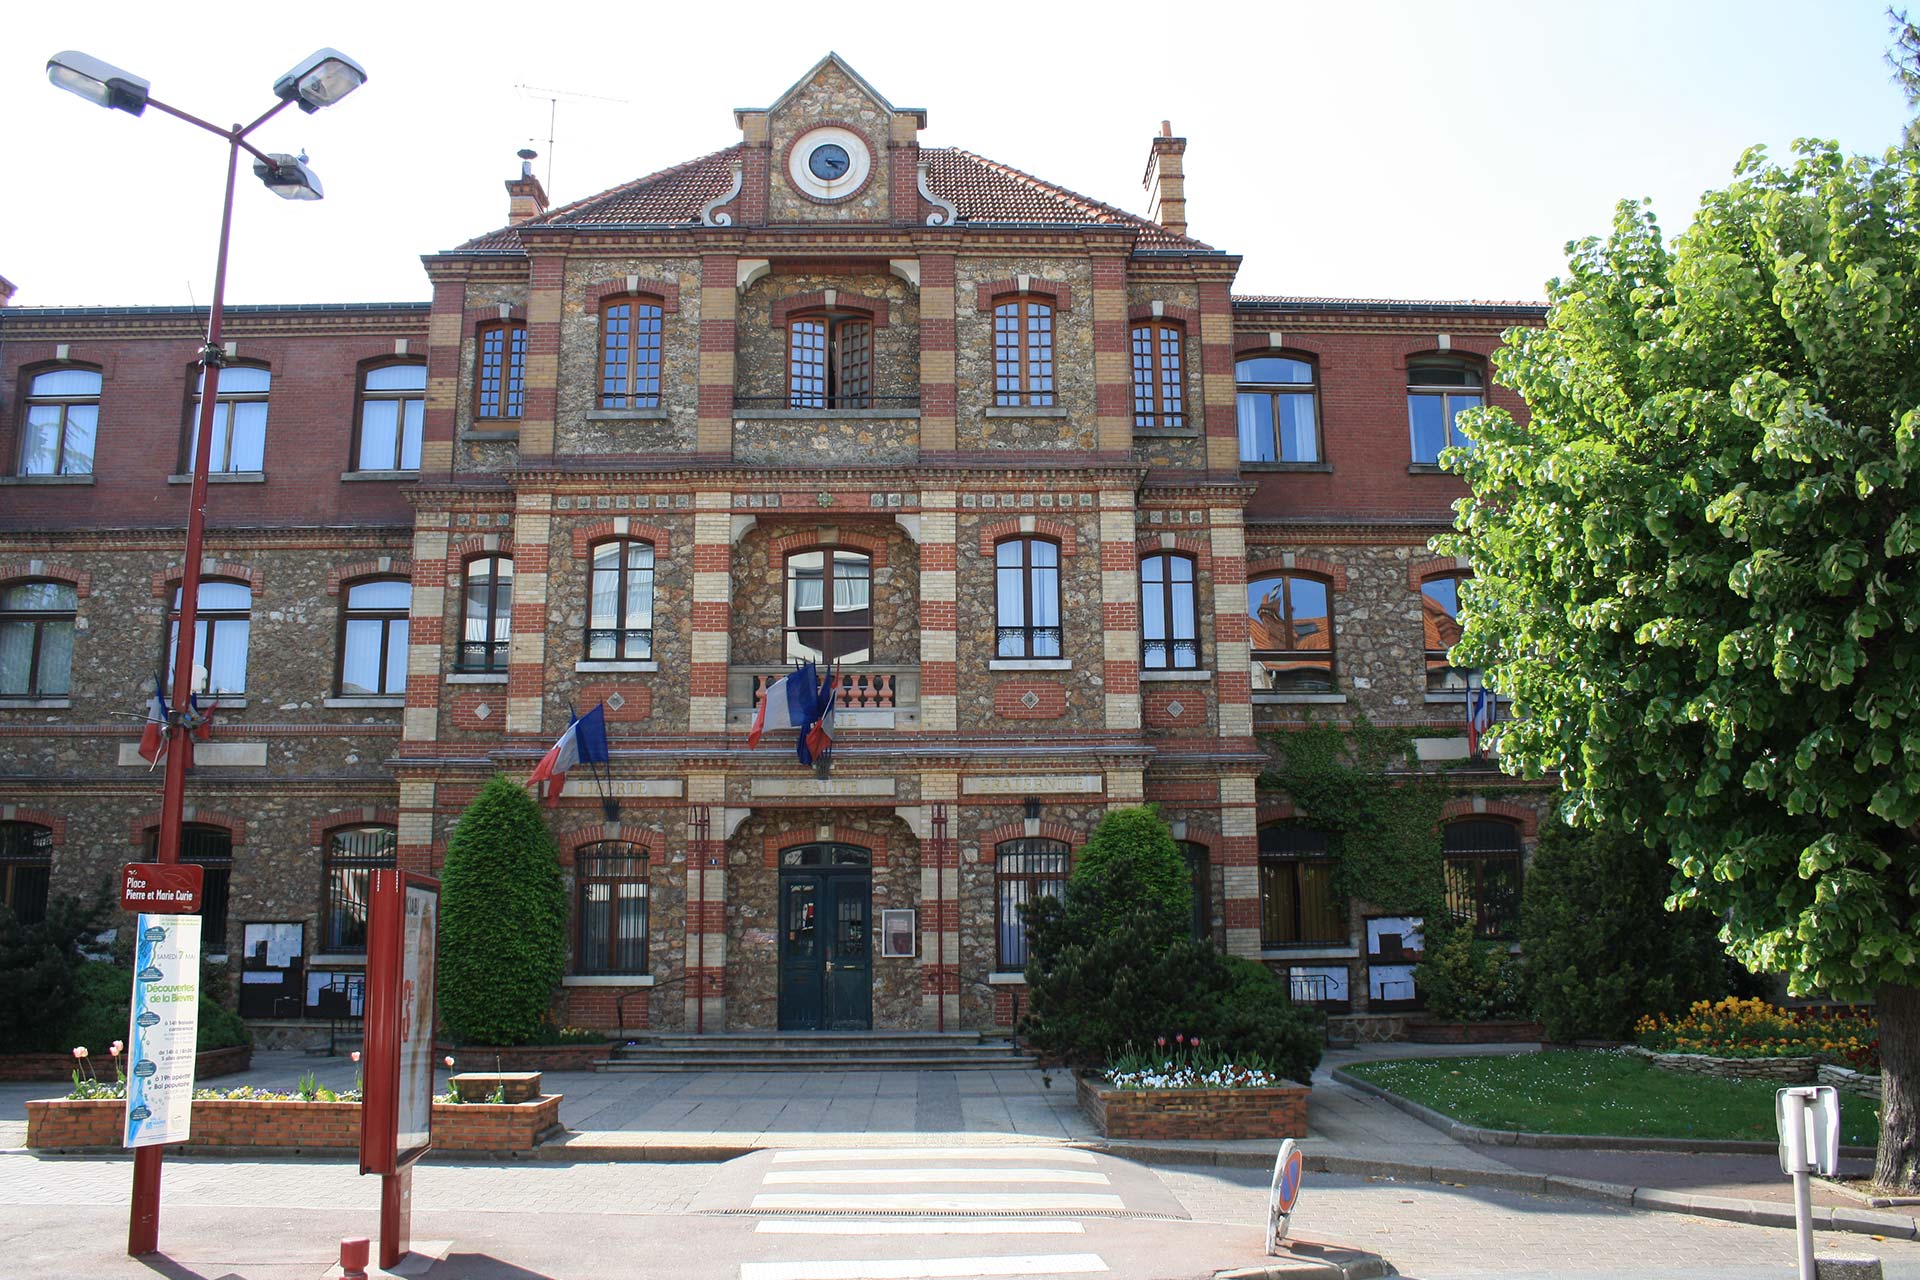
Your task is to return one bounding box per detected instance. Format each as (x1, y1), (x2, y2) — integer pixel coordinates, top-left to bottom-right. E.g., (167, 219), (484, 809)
(595, 1030), (1037, 1072)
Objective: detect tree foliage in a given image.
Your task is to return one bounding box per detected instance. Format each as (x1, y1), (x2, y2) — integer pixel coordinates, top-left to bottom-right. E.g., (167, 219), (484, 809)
(1042, 805), (1192, 947)
(437, 775), (568, 1045)
(0, 886), (114, 1053)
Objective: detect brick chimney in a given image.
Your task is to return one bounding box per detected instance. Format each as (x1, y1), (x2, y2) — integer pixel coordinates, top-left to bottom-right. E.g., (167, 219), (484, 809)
(0, 274), (15, 307)
(506, 149), (549, 226)
(1142, 121), (1187, 238)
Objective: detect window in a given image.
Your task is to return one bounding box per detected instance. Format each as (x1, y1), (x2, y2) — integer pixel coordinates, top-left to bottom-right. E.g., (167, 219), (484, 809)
(1180, 840), (1210, 941)
(475, 322), (526, 420)
(1421, 573), (1473, 691)
(996, 837), (1069, 969)
(0, 821), (52, 927)
(575, 842), (649, 975)
(1443, 819), (1523, 939)
(168, 580), (252, 695)
(322, 825), (396, 952)
(1407, 359), (1484, 463)
(600, 298), (663, 409)
(789, 312), (872, 409)
(187, 365), (269, 473)
(338, 578), (410, 695)
(0, 580), (76, 697)
(458, 556), (513, 672)
(993, 298), (1055, 407)
(994, 538), (1061, 659)
(1140, 553), (1198, 670)
(1131, 322), (1185, 429)
(19, 367), (99, 476)
(1247, 574), (1333, 692)
(145, 824), (232, 955)
(785, 548), (871, 664)
(1236, 356), (1319, 463)
(1259, 825), (1346, 947)
(588, 539), (654, 661)
(355, 363), (426, 471)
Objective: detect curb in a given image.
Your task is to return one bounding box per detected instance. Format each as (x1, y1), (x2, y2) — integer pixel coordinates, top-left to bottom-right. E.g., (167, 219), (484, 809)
(1215, 1244), (1396, 1279)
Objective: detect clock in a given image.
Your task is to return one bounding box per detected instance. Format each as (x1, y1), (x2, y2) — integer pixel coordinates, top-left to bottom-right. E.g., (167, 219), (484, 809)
(787, 126), (872, 202)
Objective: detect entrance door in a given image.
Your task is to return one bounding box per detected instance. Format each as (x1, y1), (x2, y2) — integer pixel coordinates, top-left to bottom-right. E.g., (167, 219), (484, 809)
(777, 843), (873, 1031)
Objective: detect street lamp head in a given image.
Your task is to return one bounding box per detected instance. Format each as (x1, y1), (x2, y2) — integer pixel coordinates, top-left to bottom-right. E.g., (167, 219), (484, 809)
(253, 153), (324, 201)
(46, 50), (150, 115)
(272, 48), (366, 114)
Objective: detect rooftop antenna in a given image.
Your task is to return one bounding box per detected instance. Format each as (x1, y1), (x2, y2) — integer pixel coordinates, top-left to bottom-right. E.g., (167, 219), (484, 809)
(514, 82), (629, 193)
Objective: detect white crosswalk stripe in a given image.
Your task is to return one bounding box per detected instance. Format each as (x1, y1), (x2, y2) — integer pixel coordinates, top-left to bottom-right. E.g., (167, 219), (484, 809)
(763, 1167), (1110, 1186)
(755, 1220), (1086, 1236)
(751, 1191), (1127, 1212)
(740, 1255), (1108, 1280)
(770, 1147), (1097, 1164)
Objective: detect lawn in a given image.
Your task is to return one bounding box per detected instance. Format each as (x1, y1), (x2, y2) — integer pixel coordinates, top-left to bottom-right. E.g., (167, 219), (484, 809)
(1345, 1049), (1881, 1146)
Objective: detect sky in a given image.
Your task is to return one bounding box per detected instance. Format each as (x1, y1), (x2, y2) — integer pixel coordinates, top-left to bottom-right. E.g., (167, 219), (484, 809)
(1, 0), (1910, 309)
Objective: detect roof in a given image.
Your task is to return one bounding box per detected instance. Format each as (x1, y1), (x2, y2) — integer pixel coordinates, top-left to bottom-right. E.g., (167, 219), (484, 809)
(1233, 294), (1545, 316)
(451, 146), (1215, 253)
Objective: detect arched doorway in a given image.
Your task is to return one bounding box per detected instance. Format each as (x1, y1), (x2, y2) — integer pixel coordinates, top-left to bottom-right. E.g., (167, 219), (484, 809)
(777, 842), (872, 1031)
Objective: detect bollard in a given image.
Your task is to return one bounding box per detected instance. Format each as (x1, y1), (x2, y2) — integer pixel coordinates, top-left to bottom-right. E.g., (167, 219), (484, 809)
(340, 1235), (371, 1280)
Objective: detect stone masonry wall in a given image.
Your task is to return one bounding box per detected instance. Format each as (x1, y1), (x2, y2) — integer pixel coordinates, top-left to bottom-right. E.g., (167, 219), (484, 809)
(764, 62), (895, 224)
(554, 257), (702, 457)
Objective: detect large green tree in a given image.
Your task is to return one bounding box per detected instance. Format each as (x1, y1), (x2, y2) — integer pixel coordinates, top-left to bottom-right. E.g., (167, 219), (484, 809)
(1437, 141), (1920, 1190)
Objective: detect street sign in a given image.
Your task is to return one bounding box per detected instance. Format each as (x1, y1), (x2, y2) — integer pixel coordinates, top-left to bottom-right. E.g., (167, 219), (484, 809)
(1777, 1085), (1841, 1177)
(124, 915), (202, 1148)
(1268, 1137), (1304, 1254)
(120, 862), (203, 914)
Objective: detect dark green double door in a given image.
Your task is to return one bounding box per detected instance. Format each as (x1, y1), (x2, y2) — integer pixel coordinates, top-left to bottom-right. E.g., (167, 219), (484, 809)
(778, 867), (873, 1031)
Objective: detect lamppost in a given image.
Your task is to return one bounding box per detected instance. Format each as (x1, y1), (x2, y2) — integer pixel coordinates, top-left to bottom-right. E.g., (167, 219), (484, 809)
(47, 46), (367, 1259)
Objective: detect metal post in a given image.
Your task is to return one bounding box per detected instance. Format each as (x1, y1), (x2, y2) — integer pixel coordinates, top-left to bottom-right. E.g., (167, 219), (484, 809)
(931, 802), (947, 1032)
(692, 803), (710, 1036)
(1783, 1090), (1815, 1280)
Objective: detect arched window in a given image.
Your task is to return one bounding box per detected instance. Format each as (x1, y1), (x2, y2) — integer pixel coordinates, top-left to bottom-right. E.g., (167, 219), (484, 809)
(475, 321), (527, 420)
(322, 825), (396, 952)
(575, 841), (649, 975)
(1259, 825), (1346, 947)
(1236, 355), (1319, 463)
(1407, 358), (1483, 463)
(168, 579), (252, 695)
(995, 837), (1069, 970)
(995, 538), (1061, 659)
(0, 580), (77, 697)
(1131, 321), (1184, 429)
(993, 297), (1055, 407)
(1443, 819), (1523, 939)
(789, 311), (872, 409)
(1140, 553), (1197, 670)
(0, 821), (52, 927)
(588, 540), (655, 660)
(458, 556), (513, 672)
(785, 548), (871, 664)
(600, 297), (664, 409)
(19, 366), (100, 476)
(1179, 840), (1211, 941)
(338, 578), (411, 695)
(779, 842), (872, 868)
(187, 364), (270, 473)
(1247, 574), (1333, 692)
(354, 362), (426, 471)
(1420, 572), (1473, 691)
(145, 823), (232, 955)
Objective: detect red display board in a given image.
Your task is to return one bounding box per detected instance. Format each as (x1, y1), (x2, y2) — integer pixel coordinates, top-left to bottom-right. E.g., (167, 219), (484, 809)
(358, 869), (439, 1271)
(120, 863), (203, 914)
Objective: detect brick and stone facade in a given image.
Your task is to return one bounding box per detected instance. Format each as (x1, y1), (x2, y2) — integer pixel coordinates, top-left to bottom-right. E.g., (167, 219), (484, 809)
(0, 55), (1550, 1039)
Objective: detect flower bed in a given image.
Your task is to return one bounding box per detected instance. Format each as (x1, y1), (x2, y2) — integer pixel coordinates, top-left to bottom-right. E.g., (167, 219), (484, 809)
(26, 1093), (562, 1153)
(1408, 1018), (1545, 1044)
(436, 1042), (607, 1073)
(1077, 1072), (1308, 1140)
(0, 1044), (251, 1083)
(1634, 997), (1878, 1071)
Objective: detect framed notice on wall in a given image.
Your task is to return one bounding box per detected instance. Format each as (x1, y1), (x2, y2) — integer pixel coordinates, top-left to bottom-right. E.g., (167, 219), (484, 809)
(880, 909), (916, 959)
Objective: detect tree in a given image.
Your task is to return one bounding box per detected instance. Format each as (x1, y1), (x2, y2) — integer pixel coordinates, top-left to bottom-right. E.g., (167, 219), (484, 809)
(437, 775), (568, 1045)
(1891, 8), (1920, 147)
(1042, 805), (1192, 947)
(0, 886), (113, 1052)
(1436, 142), (1920, 1188)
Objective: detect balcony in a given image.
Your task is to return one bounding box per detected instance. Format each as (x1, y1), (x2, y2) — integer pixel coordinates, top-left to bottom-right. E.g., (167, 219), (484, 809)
(728, 664), (920, 732)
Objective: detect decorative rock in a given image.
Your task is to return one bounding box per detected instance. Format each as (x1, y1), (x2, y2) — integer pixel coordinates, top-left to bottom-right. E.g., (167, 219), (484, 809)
(1815, 1256), (1884, 1279)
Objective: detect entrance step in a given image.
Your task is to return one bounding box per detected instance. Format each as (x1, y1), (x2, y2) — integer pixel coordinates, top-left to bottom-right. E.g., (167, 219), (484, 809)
(595, 1031), (1038, 1072)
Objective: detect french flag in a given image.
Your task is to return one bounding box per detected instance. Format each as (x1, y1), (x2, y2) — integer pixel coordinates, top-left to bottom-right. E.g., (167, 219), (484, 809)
(137, 677), (169, 768)
(747, 661), (819, 749)
(799, 662), (837, 777)
(527, 703), (610, 805)
(1467, 685), (1494, 758)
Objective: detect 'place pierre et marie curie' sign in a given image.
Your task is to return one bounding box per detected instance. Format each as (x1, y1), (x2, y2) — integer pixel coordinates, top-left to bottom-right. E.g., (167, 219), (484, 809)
(120, 863), (204, 915)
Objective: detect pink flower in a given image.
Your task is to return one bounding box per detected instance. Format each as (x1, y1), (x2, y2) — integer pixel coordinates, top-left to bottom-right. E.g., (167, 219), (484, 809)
(350, 1051), (361, 1063)
(1175, 1034), (1185, 1044)
(72, 1047), (88, 1059)
(444, 1056), (455, 1068)
(1191, 1037), (1202, 1047)
(1156, 1037), (1167, 1047)
(111, 1041), (124, 1056)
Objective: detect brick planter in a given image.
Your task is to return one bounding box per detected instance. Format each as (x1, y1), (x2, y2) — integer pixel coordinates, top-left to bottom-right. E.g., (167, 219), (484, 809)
(0, 1044), (251, 1083)
(1076, 1072), (1308, 1140)
(1625, 1044), (1817, 1084)
(437, 1043), (607, 1073)
(25, 1093), (562, 1153)
(1408, 1018), (1545, 1045)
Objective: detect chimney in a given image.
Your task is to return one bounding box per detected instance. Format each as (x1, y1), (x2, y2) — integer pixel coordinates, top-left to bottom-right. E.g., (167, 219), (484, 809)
(1142, 120), (1188, 238)
(0, 274), (15, 307)
(506, 149), (549, 226)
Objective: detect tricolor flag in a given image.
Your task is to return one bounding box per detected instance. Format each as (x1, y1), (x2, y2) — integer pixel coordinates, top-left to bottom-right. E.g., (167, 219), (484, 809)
(1466, 684), (1494, 758)
(747, 661), (820, 749)
(527, 703), (610, 805)
(137, 677), (169, 768)
(799, 661), (837, 778)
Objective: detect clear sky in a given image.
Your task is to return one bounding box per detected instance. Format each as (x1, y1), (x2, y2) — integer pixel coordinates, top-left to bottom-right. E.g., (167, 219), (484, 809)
(2, 0), (1909, 309)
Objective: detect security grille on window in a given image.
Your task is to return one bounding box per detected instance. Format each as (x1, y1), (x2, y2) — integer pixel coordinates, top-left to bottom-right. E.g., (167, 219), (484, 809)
(1247, 574), (1334, 692)
(785, 549), (871, 664)
(19, 367), (100, 476)
(1421, 573), (1475, 691)
(0, 821), (52, 927)
(1140, 553), (1198, 670)
(588, 540), (655, 660)
(338, 578), (411, 695)
(788, 313), (872, 409)
(1236, 356), (1319, 463)
(1407, 359), (1483, 463)
(995, 538), (1061, 659)
(187, 365), (270, 473)
(600, 299), (664, 409)
(322, 825), (396, 952)
(1443, 819), (1523, 939)
(356, 364), (426, 471)
(993, 299), (1055, 407)
(576, 842), (649, 975)
(1131, 322), (1184, 429)
(995, 837), (1068, 970)
(145, 824), (232, 955)
(168, 580), (252, 695)
(475, 322), (527, 420)
(0, 581), (77, 697)
(459, 557), (513, 672)
(1259, 825), (1347, 947)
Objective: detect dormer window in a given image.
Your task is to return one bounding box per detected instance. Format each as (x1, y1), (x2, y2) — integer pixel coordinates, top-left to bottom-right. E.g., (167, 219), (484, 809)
(601, 298), (664, 410)
(789, 313), (871, 410)
(993, 298), (1055, 408)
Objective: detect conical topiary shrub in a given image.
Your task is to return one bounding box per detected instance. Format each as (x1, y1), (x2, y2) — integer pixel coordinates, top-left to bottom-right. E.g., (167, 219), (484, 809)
(436, 774), (567, 1045)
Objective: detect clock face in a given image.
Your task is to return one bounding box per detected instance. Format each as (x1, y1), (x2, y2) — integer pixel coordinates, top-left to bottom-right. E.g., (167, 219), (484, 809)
(809, 143), (851, 181)
(787, 127), (871, 202)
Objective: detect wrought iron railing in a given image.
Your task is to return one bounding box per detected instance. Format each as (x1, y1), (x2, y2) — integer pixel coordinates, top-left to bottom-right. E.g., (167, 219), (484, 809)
(733, 394), (920, 412)
(454, 639), (509, 673)
(585, 628), (653, 661)
(996, 627), (1063, 659)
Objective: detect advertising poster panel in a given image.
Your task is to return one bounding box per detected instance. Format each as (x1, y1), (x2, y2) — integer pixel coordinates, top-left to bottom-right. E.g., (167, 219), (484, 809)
(395, 881), (439, 1160)
(124, 914), (202, 1148)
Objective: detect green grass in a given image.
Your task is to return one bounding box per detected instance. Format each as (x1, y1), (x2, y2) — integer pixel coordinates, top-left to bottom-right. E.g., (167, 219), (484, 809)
(1346, 1049), (1881, 1146)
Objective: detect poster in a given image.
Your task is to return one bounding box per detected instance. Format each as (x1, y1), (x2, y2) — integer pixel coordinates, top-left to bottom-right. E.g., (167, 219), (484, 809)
(124, 914), (202, 1148)
(395, 881), (438, 1159)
